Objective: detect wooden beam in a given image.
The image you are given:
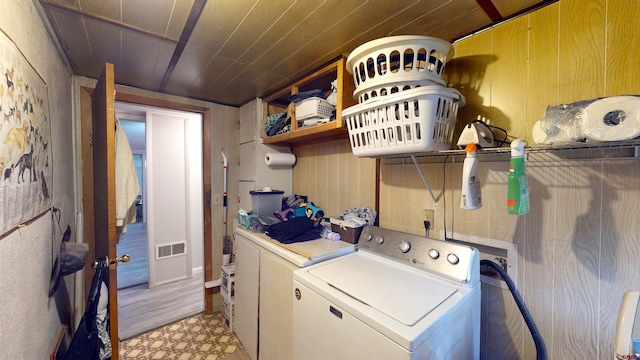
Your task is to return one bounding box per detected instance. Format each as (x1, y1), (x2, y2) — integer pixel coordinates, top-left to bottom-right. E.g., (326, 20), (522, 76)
(476, 0), (503, 22)
(159, 0), (207, 91)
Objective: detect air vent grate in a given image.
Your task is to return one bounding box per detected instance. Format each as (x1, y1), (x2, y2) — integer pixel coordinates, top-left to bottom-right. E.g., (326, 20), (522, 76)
(156, 241), (187, 260)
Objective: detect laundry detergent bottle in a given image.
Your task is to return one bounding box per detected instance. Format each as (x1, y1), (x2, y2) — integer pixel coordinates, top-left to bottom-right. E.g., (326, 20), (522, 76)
(460, 143), (482, 210)
(507, 139), (530, 215)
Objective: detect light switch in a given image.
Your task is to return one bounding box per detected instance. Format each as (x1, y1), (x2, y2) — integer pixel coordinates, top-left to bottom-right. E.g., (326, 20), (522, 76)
(214, 194), (221, 205)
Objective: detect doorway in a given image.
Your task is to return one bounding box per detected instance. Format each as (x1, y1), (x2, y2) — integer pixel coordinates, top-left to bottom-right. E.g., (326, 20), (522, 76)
(117, 121), (147, 290)
(114, 102), (205, 339)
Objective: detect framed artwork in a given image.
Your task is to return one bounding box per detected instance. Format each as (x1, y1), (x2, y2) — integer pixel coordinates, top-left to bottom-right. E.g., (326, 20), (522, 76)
(0, 29), (52, 237)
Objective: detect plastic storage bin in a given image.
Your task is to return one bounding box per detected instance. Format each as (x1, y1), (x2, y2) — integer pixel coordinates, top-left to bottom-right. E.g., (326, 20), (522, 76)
(346, 35), (454, 104)
(342, 86), (465, 157)
(295, 97), (335, 120)
(250, 190), (284, 217)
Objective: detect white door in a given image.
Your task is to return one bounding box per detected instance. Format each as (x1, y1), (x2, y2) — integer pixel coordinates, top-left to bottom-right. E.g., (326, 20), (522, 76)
(146, 112), (192, 287)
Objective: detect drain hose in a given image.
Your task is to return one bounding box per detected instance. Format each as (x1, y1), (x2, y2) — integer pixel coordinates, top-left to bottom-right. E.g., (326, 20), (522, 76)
(480, 259), (547, 360)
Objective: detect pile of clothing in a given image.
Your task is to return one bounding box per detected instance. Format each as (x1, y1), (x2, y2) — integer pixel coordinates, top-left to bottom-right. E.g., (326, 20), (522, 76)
(264, 89), (335, 136)
(261, 194), (326, 244)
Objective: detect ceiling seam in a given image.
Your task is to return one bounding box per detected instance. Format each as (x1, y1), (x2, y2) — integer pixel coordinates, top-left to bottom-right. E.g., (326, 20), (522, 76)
(40, 0), (179, 44)
(159, 0), (207, 91)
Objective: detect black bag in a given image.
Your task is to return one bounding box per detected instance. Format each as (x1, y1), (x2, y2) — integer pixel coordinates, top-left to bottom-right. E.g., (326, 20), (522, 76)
(64, 258), (107, 360)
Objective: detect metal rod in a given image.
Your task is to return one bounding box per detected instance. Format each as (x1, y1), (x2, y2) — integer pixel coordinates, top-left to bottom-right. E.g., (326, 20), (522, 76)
(411, 155), (438, 208)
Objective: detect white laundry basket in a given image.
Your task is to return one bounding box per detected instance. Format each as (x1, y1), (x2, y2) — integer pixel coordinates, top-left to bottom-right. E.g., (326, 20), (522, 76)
(342, 86), (465, 157)
(295, 97), (335, 120)
(347, 35), (454, 104)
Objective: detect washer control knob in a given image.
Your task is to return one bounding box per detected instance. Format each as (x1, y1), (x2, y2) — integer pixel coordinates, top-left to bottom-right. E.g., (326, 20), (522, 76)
(363, 233), (372, 242)
(428, 249), (440, 259)
(447, 253), (460, 265)
(375, 236), (384, 245)
(398, 240), (411, 253)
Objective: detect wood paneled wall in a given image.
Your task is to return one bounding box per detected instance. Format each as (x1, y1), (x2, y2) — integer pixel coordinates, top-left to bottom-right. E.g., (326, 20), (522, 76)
(292, 0), (640, 359)
(292, 139), (376, 217)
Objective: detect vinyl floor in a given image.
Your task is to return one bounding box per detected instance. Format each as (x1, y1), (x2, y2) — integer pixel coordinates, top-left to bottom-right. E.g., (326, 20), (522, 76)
(119, 311), (249, 359)
(116, 222), (204, 340)
(117, 222), (149, 289)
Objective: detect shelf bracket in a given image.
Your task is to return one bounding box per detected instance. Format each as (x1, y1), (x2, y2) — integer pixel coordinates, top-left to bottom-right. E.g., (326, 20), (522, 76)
(411, 155), (439, 209)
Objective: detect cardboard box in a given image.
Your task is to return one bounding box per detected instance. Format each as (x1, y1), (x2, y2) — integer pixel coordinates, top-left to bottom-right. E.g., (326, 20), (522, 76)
(221, 264), (235, 301)
(222, 297), (235, 332)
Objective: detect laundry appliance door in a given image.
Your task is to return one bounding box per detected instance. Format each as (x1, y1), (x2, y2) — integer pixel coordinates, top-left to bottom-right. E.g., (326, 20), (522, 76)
(293, 279), (410, 360)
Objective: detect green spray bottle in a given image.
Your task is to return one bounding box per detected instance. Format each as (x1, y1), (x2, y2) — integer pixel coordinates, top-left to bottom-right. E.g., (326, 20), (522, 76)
(507, 139), (530, 215)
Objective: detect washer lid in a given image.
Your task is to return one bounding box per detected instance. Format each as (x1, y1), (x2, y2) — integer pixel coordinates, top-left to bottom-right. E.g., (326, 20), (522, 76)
(307, 253), (458, 326)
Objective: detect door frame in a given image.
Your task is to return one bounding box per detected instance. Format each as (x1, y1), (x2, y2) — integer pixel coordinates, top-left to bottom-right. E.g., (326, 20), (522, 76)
(80, 89), (214, 314)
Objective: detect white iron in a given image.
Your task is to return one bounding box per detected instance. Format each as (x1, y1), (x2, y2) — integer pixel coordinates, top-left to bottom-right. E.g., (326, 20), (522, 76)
(457, 121), (495, 148)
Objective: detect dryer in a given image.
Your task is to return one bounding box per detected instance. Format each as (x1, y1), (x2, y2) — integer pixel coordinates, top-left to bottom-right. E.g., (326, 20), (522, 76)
(292, 226), (481, 359)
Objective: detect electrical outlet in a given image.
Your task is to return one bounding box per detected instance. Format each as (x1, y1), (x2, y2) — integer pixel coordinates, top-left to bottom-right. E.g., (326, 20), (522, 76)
(422, 209), (434, 223)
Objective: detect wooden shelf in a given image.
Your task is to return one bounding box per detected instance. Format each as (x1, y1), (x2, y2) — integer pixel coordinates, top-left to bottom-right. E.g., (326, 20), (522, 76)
(262, 57), (357, 146)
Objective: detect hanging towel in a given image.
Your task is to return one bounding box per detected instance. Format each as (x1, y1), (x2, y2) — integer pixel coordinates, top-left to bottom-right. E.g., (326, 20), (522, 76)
(115, 119), (140, 235)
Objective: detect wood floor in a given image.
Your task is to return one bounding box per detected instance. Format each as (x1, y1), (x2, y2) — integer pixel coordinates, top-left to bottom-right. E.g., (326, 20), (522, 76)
(116, 222), (148, 289)
(116, 222), (204, 340)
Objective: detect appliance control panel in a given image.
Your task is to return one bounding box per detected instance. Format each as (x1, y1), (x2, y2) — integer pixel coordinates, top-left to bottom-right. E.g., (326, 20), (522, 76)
(358, 226), (479, 285)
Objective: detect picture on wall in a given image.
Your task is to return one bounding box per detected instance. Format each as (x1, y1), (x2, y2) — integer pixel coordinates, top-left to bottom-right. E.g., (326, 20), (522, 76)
(0, 30), (52, 237)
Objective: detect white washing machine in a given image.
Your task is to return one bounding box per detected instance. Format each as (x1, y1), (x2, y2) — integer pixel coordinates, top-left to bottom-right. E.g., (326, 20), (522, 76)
(292, 226), (480, 360)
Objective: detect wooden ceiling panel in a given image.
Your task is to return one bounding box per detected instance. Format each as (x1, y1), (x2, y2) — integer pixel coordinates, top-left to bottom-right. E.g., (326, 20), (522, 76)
(76, 0), (121, 20)
(122, 0), (191, 38)
(206, 65), (294, 106)
(45, 7), (96, 74)
(167, 41), (231, 92)
(393, 0), (492, 40)
(233, 1), (362, 74)
(164, 1), (194, 40)
(432, 9), (493, 42)
(187, 0), (258, 54)
(165, 54), (236, 97)
(82, 17), (123, 71)
(118, 33), (176, 90)
(38, 0), (549, 106)
(249, 0), (426, 75)
(492, 0), (543, 18)
(217, 0), (323, 61)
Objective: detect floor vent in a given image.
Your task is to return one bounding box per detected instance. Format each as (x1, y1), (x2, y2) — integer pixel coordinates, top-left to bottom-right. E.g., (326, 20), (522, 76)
(156, 241), (187, 260)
